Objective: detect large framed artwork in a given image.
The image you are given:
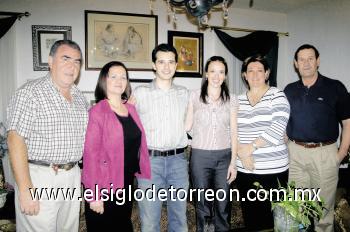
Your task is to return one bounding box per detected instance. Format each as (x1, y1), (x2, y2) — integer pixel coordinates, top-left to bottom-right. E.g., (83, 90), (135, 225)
(168, 30), (203, 77)
(32, 25), (72, 71)
(85, 10), (158, 73)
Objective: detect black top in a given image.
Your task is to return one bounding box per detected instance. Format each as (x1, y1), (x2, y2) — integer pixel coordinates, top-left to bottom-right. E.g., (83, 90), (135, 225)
(115, 113), (141, 175)
(284, 73), (350, 142)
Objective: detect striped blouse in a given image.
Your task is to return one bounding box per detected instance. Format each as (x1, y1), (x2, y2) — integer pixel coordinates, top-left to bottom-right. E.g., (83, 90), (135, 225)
(237, 87), (290, 174)
(190, 89), (238, 150)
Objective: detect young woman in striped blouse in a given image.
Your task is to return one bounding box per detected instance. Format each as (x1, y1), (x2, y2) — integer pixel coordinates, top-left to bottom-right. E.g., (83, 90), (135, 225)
(236, 55), (290, 230)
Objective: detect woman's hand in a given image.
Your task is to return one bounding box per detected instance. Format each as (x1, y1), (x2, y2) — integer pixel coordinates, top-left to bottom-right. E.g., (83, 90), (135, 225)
(90, 201), (104, 214)
(237, 143), (254, 159)
(127, 95), (136, 105)
(237, 143), (256, 171)
(226, 164), (237, 184)
(240, 156), (255, 171)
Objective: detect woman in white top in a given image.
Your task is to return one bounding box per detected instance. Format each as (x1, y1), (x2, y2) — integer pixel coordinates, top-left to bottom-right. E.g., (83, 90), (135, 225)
(236, 54), (290, 230)
(185, 56), (238, 232)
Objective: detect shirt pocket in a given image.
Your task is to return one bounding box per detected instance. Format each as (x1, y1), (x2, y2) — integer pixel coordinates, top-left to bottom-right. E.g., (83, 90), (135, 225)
(217, 104), (230, 126)
(194, 107), (211, 127)
(36, 110), (60, 140)
(99, 158), (111, 187)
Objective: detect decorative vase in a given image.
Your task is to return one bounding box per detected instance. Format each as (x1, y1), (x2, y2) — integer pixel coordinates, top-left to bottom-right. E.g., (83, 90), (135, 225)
(273, 205), (299, 232)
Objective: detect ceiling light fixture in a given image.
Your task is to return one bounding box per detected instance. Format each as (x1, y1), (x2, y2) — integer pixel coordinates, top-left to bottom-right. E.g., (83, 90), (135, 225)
(149, 0), (234, 26)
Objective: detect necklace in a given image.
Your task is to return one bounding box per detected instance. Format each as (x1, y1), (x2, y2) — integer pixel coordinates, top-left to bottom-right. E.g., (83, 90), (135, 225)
(208, 88), (221, 102)
(208, 95), (221, 104)
(108, 99), (122, 109)
(247, 86), (270, 106)
(108, 99), (128, 116)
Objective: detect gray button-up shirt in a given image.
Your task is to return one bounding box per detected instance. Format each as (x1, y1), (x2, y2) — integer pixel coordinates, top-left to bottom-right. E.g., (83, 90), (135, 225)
(134, 80), (189, 150)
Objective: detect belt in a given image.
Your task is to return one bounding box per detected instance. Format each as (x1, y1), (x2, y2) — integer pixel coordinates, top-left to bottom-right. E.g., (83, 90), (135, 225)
(28, 160), (77, 171)
(292, 140), (335, 149)
(148, 147), (186, 157)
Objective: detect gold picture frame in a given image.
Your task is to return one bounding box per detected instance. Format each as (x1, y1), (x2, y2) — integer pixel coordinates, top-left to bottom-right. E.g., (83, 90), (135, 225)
(168, 30), (203, 77)
(85, 10), (158, 72)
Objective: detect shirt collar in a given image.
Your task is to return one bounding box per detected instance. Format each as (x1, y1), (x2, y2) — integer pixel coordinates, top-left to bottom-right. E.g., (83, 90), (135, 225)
(46, 73), (79, 97)
(150, 79), (176, 91)
(313, 73), (324, 88)
(297, 72), (323, 89)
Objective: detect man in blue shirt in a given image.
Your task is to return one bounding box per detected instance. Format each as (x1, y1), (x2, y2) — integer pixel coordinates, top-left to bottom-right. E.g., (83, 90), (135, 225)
(284, 44), (350, 232)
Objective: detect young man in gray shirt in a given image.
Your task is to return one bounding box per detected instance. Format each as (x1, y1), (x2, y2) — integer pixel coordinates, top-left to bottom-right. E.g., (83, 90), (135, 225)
(134, 43), (189, 232)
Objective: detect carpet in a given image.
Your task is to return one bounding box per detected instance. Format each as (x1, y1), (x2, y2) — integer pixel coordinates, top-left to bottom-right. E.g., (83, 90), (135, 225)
(79, 192), (245, 232)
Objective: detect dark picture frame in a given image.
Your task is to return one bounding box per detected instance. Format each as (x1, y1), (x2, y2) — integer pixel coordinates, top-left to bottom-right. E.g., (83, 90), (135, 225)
(168, 30), (203, 77)
(85, 10), (158, 74)
(32, 25), (72, 71)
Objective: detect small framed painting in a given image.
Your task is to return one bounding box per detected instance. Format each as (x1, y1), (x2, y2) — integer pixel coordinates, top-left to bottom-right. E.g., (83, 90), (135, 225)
(168, 30), (203, 77)
(32, 25), (72, 71)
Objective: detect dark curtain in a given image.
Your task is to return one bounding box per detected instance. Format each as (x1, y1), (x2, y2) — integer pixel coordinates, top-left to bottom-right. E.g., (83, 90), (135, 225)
(0, 16), (18, 39)
(214, 29), (279, 87)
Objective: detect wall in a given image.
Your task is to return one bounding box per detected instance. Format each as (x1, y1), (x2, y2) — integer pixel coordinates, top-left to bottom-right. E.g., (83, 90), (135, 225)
(0, 26), (17, 122)
(2, 1), (350, 94)
(286, 0), (350, 89)
(0, 0), (288, 95)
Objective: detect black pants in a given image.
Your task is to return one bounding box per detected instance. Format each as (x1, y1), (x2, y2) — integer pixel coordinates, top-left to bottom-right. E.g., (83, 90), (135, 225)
(235, 170), (288, 231)
(85, 173), (134, 232)
(190, 148), (232, 232)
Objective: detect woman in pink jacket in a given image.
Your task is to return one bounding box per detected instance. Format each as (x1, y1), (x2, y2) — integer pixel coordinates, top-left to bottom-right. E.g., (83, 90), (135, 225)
(82, 61), (151, 231)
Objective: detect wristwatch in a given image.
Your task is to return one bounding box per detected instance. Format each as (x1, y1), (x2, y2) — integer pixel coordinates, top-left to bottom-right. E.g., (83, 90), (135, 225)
(252, 142), (258, 151)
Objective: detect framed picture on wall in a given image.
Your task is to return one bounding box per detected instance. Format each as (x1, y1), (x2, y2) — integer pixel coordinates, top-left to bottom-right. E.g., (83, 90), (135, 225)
(32, 25), (72, 71)
(168, 30), (203, 77)
(85, 10), (158, 74)
(82, 91), (96, 107)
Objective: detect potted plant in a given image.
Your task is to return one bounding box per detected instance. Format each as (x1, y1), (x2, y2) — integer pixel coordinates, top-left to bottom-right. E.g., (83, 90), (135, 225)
(254, 181), (324, 232)
(0, 173), (8, 208)
(0, 122), (9, 208)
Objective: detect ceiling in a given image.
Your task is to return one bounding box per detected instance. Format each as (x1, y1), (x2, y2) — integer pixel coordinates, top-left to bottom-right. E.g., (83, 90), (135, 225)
(231, 0), (325, 13)
(0, 0), (331, 15)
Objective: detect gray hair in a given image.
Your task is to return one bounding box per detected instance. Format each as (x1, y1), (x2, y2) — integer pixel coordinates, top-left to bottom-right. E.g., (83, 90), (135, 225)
(49, 40), (82, 59)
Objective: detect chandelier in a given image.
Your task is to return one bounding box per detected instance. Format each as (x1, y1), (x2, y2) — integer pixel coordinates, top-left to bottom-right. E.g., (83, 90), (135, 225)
(149, 0), (234, 26)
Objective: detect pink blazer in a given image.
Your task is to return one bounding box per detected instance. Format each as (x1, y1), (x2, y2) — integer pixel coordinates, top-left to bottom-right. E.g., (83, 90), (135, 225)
(82, 99), (151, 199)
